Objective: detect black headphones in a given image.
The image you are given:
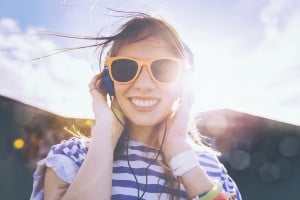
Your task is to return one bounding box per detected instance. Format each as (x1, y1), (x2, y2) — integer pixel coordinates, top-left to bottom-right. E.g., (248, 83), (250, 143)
(102, 67), (115, 96)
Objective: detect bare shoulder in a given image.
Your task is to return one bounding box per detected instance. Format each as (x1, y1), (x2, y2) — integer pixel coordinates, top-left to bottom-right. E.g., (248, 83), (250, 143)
(44, 167), (69, 200)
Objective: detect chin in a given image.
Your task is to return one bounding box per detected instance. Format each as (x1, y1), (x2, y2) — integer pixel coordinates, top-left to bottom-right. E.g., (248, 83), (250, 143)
(127, 113), (167, 127)
(129, 117), (162, 127)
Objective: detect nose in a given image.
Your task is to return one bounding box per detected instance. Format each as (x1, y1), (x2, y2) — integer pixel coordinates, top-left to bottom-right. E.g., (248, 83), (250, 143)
(132, 65), (156, 91)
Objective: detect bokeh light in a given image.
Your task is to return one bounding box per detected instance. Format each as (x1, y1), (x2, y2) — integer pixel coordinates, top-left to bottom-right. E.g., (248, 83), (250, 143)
(85, 119), (93, 126)
(13, 138), (24, 149)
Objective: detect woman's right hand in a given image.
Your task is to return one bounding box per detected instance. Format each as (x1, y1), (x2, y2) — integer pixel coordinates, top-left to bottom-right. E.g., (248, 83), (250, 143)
(88, 73), (125, 145)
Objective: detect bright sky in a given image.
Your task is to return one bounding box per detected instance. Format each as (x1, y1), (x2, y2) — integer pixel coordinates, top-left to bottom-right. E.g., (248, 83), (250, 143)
(0, 0), (299, 125)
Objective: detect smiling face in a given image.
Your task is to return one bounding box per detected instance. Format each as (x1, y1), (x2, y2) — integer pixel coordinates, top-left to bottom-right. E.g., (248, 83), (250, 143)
(113, 37), (181, 127)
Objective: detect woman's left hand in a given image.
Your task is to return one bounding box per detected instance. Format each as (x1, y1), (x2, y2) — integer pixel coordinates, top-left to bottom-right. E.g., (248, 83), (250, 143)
(157, 78), (196, 162)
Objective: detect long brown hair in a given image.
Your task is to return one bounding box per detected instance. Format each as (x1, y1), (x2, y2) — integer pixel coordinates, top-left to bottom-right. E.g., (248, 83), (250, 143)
(105, 13), (201, 200)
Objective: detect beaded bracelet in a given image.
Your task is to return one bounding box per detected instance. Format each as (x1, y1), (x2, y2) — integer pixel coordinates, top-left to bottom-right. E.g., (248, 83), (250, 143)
(214, 192), (232, 200)
(193, 180), (222, 200)
(193, 181), (236, 200)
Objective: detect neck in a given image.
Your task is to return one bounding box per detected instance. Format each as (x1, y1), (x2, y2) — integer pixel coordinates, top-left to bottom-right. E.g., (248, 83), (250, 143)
(127, 123), (157, 147)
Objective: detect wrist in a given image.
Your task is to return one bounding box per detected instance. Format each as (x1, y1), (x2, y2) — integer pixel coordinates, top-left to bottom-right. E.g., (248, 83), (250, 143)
(169, 150), (200, 178)
(91, 124), (119, 148)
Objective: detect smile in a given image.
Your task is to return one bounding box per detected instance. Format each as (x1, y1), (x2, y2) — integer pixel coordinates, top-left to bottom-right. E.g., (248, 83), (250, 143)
(129, 97), (160, 110)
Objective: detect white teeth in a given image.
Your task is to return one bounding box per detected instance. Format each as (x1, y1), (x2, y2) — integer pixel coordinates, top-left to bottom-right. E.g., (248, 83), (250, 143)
(131, 98), (159, 107)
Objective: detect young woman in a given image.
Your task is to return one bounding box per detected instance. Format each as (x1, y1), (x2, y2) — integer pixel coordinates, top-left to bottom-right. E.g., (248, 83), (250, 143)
(30, 13), (241, 200)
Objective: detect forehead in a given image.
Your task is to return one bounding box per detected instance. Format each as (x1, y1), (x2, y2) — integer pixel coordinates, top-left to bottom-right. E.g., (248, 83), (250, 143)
(116, 37), (178, 59)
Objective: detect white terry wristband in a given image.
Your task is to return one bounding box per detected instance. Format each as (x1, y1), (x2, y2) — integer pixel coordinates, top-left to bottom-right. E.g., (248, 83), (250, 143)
(169, 150), (199, 177)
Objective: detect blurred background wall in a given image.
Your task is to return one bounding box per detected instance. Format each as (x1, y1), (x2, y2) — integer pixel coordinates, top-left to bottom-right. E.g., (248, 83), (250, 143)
(0, 95), (91, 199)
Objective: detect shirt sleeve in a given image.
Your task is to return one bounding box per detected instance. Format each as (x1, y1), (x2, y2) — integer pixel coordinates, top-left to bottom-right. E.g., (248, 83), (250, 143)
(30, 137), (89, 200)
(197, 150), (242, 200)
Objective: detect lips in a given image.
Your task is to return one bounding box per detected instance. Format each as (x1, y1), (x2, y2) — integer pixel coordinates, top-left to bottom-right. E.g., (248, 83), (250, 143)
(129, 97), (160, 112)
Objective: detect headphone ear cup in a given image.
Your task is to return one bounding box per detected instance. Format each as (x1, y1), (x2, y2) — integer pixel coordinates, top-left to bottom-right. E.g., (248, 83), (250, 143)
(102, 67), (115, 96)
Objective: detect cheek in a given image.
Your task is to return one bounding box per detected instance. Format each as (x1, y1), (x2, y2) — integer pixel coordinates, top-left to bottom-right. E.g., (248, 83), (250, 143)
(159, 87), (180, 113)
(114, 85), (128, 106)
(162, 83), (181, 100)
(165, 89), (178, 102)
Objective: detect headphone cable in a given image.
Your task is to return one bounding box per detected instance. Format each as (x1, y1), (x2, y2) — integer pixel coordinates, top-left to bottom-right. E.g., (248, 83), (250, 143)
(127, 134), (141, 198)
(126, 120), (168, 200)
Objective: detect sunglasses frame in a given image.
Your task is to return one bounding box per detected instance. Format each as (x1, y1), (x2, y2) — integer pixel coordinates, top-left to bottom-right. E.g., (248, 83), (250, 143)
(104, 56), (185, 85)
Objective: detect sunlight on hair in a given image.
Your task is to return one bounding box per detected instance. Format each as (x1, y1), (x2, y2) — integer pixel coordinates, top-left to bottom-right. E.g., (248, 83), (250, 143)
(64, 125), (89, 139)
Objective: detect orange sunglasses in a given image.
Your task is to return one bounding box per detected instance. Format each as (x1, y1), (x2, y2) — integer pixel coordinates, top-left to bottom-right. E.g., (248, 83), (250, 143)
(104, 56), (185, 84)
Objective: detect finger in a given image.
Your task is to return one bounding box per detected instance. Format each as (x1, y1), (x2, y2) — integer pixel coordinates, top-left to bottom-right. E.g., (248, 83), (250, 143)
(88, 73), (101, 89)
(89, 73), (107, 99)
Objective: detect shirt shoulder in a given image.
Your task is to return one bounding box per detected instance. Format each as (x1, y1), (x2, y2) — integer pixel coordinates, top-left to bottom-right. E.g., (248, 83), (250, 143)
(30, 137), (90, 200)
(50, 137), (90, 167)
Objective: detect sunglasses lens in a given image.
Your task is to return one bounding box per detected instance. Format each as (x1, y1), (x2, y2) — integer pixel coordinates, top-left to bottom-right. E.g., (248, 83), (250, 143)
(151, 59), (180, 82)
(111, 59), (138, 82)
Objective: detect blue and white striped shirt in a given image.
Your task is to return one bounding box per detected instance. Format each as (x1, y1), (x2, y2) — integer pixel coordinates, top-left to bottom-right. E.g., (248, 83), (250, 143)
(30, 137), (242, 200)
